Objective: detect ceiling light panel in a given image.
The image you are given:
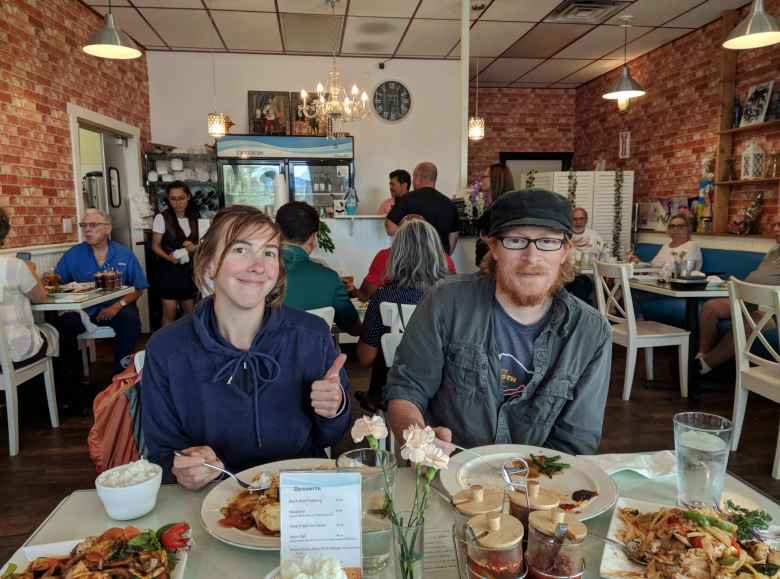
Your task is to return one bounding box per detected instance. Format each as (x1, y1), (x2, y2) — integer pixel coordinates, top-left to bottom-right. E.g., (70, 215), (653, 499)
(396, 18), (461, 56)
(606, 0), (705, 26)
(212, 11), (282, 51)
(503, 22), (595, 58)
(665, 0), (752, 28)
(341, 17), (407, 55)
(282, 13), (343, 53)
(203, 0), (276, 10)
(556, 24), (652, 59)
(132, 0), (202, 7)
(91, 6), (164, 46)
(277, 0), (347, 15)
(416, 0), (482, 20)
(518, 59), (590, 83)
(482, 0), (570, 21)
(349, 0), (419, 17)
(602, 26), (690, 59)
(139, 8), (223, 49)
(561, 58), (621, 83)
(478, 58), (545, 82)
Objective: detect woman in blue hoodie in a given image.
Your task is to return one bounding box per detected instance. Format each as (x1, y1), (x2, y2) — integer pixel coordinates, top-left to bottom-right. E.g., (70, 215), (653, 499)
(141, 205), (350, 489)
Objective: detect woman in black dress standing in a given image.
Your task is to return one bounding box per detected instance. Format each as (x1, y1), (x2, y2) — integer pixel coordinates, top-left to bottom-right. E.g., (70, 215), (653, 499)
(151, 181), (201, 326)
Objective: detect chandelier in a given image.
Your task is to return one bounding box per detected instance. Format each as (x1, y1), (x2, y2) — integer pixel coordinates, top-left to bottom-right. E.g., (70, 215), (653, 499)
(300, 0), (369, 137)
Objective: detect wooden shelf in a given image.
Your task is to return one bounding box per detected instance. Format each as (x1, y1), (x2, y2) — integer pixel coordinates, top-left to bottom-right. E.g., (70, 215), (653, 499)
(718, 119), (780, 135)
(715, 177), (780, 185)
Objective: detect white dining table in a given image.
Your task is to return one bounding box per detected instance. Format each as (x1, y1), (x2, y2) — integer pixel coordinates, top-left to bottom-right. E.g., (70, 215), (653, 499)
(7, 461), (779, 579)
(30, 286), (134, 312)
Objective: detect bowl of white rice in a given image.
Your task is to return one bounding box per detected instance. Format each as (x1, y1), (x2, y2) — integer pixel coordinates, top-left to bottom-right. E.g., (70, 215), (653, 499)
(95, 459), (163, 520)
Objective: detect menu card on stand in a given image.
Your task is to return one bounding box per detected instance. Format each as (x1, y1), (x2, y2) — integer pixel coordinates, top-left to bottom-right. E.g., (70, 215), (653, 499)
(280, 471), (362, 576)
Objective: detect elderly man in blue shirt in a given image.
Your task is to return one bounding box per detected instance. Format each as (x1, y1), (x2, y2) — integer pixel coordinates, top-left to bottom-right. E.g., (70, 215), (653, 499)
(54, 209), (149, 375)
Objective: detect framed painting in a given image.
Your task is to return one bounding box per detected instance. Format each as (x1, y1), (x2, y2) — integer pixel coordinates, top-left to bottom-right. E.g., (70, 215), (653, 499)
(290, 92), (328, 136)
(740, 80), (774, 127)
(248, 91), (291, 135)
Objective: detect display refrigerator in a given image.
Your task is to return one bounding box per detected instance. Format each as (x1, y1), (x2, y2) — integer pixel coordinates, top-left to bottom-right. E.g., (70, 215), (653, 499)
(216, 135), (354, 210)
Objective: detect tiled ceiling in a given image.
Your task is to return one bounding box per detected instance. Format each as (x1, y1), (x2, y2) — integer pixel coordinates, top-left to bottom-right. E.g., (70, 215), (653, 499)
(82, 0), (752, 88)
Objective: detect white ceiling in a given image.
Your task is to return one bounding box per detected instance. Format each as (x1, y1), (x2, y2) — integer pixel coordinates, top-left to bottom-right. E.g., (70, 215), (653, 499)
(83, 0), (752, 88)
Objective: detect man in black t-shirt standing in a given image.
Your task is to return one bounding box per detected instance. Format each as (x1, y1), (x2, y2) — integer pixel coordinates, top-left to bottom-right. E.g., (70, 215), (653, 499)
(385, 162), (461, 254)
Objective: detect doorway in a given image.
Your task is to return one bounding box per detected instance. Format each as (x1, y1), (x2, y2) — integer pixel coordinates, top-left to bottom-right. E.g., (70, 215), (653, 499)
(499, 152), (573, 189)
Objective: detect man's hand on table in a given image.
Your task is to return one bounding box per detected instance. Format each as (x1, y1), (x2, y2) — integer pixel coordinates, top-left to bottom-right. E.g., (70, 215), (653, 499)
(433, 426), (455, 455)
(96, 301), (123, 321)
(172, 446), (223, 490)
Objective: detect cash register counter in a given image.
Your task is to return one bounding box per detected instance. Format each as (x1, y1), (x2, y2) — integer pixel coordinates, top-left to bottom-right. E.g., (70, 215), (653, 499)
(316, 215), (477, 284)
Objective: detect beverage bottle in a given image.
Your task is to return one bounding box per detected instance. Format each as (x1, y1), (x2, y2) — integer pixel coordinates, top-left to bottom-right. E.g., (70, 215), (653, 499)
(345, 187), (358, 215)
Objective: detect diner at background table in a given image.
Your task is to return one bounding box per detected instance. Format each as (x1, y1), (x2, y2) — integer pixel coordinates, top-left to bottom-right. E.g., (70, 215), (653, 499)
(473, 163), (515, 267)
(377, 169), (411, 216)
(630, 213), (703, 272)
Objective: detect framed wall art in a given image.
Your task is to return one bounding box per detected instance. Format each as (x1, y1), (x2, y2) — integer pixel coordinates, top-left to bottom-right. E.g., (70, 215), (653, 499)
(740, 80), (774, 127)
(248, 91), (291, 135)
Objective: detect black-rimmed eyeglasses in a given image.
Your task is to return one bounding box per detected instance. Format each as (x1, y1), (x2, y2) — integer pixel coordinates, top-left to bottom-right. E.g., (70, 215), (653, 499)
(498, 236), (566, 251)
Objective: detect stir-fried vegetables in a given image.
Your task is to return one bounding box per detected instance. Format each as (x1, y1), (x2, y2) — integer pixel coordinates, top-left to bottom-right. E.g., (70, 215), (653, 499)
(2, 523), (191, 578)
(617, 506), (779, 578)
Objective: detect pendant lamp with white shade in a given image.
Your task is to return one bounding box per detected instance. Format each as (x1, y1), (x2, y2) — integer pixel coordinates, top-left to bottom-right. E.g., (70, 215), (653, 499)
(723, 0), (780, 50)
(83, 0), (141, 60)
(603, 16), (645, 108)
(468, 56), (485, 141)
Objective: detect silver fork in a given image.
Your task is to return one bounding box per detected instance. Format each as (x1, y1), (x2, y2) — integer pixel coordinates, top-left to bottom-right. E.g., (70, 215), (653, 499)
(173, 450), (270, 491)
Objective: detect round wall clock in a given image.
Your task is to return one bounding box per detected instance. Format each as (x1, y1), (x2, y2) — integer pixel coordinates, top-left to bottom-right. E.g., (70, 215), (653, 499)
(373, 80), (412, 122)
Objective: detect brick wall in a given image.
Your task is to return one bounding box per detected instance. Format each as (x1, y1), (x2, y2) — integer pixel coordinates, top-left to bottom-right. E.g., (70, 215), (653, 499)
(573, 1), (780, 235)
(467, 87), (575, 184)
(0, 0), (150, 248)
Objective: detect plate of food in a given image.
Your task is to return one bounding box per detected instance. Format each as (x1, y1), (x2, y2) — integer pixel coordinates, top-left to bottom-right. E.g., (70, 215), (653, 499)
(200, 457), (336, 551)
(0, 523), (190, 578)
(438, 444), (617, 521)
(46, 282), (100, 301)
(601, 496), (779, 578)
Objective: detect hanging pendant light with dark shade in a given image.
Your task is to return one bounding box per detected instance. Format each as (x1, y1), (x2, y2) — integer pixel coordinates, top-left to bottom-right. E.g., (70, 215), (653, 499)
(723, 0), (780, 50)
(83, 0), (142, 60)
(603, 16), (645, 106)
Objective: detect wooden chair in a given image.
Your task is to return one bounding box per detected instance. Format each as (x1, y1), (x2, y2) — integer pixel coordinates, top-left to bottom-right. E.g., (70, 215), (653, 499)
(729, 279), (780, 478)
(0, 328), (59, 456)
(593, 260), (689, 401)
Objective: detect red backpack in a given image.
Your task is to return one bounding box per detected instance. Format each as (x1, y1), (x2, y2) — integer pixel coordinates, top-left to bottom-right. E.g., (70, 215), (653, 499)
(88, 359), (145, 473)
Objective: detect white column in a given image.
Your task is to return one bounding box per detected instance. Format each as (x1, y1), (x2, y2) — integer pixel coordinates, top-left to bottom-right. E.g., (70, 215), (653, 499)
(460, 0), (470, 191)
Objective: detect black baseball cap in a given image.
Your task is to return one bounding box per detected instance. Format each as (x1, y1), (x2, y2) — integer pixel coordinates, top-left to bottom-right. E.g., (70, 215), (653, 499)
(487, 189), (572, 237)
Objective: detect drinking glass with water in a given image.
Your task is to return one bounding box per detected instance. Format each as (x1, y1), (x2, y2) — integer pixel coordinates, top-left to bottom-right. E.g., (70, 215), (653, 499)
(674, 412), (733, 509)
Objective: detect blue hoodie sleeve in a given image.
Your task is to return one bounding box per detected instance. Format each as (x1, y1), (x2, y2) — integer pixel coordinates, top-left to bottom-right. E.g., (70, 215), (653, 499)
(141, 338), (193, 483)
(311, 333), (351, 449)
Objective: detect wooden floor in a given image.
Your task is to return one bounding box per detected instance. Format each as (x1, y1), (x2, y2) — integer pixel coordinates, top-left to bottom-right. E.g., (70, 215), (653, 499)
(0, 342), (778, 562)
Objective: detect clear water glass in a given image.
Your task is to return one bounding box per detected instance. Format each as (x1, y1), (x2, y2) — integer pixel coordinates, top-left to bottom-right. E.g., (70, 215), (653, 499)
(673, 412), (733, 509)
(337, 448), (397, 576)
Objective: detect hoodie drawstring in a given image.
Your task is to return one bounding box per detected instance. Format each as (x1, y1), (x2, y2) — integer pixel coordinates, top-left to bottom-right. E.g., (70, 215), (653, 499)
(213, 350), (281, 447)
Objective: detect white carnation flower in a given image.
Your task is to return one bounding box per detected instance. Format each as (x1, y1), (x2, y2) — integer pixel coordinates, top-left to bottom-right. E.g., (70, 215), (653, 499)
(421, 444), (449, 470)
(351, 415), (388, 443)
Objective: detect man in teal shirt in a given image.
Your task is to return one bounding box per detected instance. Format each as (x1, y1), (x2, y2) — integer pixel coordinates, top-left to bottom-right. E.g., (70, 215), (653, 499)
(277, 202), (361, 336)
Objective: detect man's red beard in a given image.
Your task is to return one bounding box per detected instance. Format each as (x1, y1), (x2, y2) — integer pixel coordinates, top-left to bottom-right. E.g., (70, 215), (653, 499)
(495, 264), (564, 307)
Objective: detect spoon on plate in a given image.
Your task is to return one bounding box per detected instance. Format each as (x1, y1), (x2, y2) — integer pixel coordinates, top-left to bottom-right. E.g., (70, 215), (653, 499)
(172, 450), (270, 492)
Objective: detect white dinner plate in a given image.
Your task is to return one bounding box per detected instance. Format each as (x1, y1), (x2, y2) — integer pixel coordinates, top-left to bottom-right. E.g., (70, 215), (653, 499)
(200, 457), (336, 551)
(0, 539), (188, 578)
(600, 497), (668, 578)
(438, 444), (618, 521)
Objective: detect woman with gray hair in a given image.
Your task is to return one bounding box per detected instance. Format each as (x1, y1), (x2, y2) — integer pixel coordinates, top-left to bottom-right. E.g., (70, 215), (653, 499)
(355, 217), (450, 412)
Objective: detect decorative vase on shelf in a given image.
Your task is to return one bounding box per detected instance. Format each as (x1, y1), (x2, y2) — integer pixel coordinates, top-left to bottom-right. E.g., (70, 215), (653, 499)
(741, 140), (765, 180)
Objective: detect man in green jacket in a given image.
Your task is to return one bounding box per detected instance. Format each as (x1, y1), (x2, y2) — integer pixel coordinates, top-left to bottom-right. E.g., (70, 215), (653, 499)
(276, 202), (361, 336)
(385, 189), (612, 455)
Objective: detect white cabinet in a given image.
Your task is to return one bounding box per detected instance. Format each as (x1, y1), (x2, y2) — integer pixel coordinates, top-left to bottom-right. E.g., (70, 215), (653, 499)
(540, 170), (634, 258)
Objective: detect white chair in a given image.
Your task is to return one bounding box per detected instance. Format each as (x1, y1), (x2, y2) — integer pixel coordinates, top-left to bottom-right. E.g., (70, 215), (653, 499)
(729, 279), (780, 478)
(593, 260), (689, 401)
(0, 329), (59, 456)
(379, 302), (416, 335)
(78, 326), (116, 379)
(306, 306), (336, 329)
